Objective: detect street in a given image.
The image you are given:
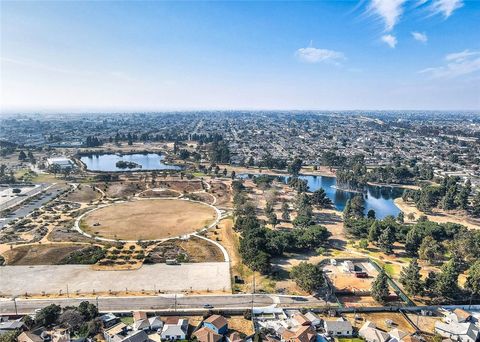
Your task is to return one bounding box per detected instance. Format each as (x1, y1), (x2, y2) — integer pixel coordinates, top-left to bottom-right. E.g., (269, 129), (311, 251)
(0, 294), (330, 315)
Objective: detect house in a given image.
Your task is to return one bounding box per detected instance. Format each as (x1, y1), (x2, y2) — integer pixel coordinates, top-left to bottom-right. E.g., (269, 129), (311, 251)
(0, 319), (26, 335)
(323, 318), (353, 337)
(17, 332), (43, 342)
(227, 332), (244, 342)
(119, 330), (149, 342)
(359, 321), (390, 342)
(203, 315), (228, 335)
(304, 312), (320, 327)
(104, 323), (128, 342)
(99, 313), (120, 328)
(51, 329), (70, 342)
(388, 328), (408, 342)
(160, 317), (189, 341)
(342, 261), (355, 273)
(446, 309), (475, 324)
(435, 321), (480, 342)
(292, 314), (311, 327)
(281, 325), (317, 342)
(193, 327), (223, 342)
(147, 317), (163, 331)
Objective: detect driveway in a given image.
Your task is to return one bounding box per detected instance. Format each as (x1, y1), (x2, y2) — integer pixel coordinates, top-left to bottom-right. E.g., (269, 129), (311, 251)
(0, 262), (231, 296)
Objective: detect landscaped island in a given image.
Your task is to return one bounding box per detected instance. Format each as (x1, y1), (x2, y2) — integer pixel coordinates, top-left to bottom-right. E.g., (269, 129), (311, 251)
(115, 160), (141, 169)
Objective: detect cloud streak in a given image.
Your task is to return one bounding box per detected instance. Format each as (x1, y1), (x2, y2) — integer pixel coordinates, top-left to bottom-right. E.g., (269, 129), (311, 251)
(430, 0), (463, 18)
(368, 0), (406, 31)
(411, 31), (428, 43)
(381, 34), (397, 48)
(419, 50), (480, 78)
(295, 47), (345, 65)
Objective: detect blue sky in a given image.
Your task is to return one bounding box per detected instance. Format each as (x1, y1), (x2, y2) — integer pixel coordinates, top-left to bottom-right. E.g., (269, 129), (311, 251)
(1, 0), (479, 112)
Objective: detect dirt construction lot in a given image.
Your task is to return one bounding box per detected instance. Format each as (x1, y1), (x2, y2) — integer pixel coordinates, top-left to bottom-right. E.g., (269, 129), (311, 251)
(82, 199), (218, 240)
(3, 244), (89, 265)
(0, 262), (231, 296)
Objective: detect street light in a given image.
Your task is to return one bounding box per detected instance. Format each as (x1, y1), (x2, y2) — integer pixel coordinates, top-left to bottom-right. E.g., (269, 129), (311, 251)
(11, 296), (18, 316)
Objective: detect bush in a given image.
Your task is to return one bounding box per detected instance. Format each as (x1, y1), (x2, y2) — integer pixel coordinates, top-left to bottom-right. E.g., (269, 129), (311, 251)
(59, 246), (106, 265)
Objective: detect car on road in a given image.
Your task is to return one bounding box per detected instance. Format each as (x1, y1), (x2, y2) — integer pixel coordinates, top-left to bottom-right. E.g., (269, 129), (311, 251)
(203, 304), (213, 309)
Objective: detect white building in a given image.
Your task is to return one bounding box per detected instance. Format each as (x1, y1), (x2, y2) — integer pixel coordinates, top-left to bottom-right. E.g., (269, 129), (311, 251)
(46, 157), (74, 170)
(160, 318), (188, 340)
(435, 321), (479, 342)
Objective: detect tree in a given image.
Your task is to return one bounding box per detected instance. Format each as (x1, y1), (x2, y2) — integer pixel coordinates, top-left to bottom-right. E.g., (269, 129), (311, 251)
(311, 189), (332, 208)
(442, 187), (457, 210)
(77, 301), (98, 320)
(18, 150), (27, 161)
(35, 304), (61, 326)
(287, 158), (302, 176)
(405, 228), (422, 257)
(397, 211), (404, 223)
(59, 309), (85, 331)
(344, 195), (365, 219)
(0, 331), (20, 342)
(465, 260), (480, 296)
(378, 226), (395, 254)
(418, 236), (443, 264)
(290, 262), (324, 293)
(267, 211), (278, 227)
(435, 258), (461, 300)
(472, 192), (480, 217)
(368, 221), (381, 242)
(399, 259), (423, 296)
(281, 202), (290, 221)
(367, 209), (376, 220)
(371, 268), (389, 304)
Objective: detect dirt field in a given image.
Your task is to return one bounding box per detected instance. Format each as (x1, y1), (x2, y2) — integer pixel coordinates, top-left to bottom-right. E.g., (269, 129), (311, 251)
(82, 199), (218, 240)
(146, 237), (224, 263)
(65, 185), (101, 203)
(2, 243), (88, 265)
(344, 312), (416, 333)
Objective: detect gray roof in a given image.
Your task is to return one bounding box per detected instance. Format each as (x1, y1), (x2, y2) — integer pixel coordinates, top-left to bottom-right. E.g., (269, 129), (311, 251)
(121, 330), (148, 342)
(0, 320), (25, 331)
(324, 320), (353, 332)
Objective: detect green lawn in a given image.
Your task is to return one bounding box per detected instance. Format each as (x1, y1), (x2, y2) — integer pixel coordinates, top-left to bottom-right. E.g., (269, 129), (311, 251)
(120, 316), (134, 325)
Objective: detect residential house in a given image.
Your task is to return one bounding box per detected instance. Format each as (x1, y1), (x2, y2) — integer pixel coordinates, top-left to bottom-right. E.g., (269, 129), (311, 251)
(227, 332), (244, 342)
(292, 314), (311, 327)
(17, 332), (43, 342)
(132, 312), (163, 332)
(193, 327), (223, 342)
(203, 315), (228, 335)
(99, 313), (120, 328)
(359, 321), (390, 342)
(281, 325), (317, 342)
(0, 319), (26, 335)
(446, 309), (475, 324)
(304, 313), (320, 327)
(51, 329), (70, 342)
(104, 323), (148, 342)
(104, 323), (128, 342)
(323, 318), (353, 337)
(160, 317), (189, 341)
(388, 328), (408, 342)
(435, 321), (480, 342)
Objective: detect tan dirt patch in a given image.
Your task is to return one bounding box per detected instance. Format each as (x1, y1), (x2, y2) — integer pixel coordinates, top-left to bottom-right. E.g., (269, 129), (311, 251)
(2, 243), (88, 265)
(82, 199), (217, 240)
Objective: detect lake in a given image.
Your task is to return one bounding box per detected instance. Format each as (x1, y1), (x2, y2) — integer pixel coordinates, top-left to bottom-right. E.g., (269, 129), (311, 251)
(80, 153), (183, 172)
(239, 173), (403, 219)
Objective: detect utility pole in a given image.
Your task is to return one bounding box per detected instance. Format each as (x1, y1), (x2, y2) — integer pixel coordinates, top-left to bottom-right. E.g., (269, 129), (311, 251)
(251, 274), (255, 312)
(13, 297), (18, 316)
(96, 296), (99, 311)
(174, 294), (177, 312)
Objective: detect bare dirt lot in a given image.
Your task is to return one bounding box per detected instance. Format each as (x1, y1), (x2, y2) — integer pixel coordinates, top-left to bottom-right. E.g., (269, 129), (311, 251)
(82, 199), (218, 240)
(65, 185), (101, 203)
(2, 243), (89, 265)
(145, 237), (224, 263)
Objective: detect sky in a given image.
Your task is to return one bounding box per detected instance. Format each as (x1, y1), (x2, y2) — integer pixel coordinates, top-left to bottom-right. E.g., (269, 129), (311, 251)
(1, 0), (479, 112)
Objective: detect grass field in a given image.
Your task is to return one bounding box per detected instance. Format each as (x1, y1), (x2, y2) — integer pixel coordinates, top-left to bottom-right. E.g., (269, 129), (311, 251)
(2, 244), (88, 265)
(65, 185), (101, 203)
(82, 199), (217, 240)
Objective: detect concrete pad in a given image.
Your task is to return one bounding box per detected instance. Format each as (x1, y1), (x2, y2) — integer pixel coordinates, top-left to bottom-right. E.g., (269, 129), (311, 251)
(0, 263), (231, 296)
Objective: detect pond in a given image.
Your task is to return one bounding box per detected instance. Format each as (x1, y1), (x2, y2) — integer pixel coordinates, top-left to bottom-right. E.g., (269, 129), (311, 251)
(239, 173), (404, 219)
(80, 153), (183, 172)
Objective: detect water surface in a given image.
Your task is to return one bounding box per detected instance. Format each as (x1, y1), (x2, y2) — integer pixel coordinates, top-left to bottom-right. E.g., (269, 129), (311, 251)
(80, 153), (182, 172)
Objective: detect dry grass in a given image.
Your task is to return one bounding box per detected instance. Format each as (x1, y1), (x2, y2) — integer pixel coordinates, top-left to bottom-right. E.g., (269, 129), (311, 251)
(3, 243), (88, 265)
(82, 199), (217, 240)
(227, 316), (254, 335)
(179, 236), (224, 262)
(65, 185), (101, 203)
(344, 312), (416, 333)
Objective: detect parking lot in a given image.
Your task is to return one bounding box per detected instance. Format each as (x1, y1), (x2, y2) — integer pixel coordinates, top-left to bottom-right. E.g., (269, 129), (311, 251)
(0, 262), (231, 296)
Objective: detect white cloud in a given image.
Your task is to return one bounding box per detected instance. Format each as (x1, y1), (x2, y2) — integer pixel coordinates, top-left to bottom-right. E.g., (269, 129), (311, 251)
(419, 50), (480, 78)
(368, 0), (406, 31)
(411, 31), (428, 43)
(295, 47), (345, 64)
(430, 0), (463, 18)
(445, 49), (478, 62)
(381, 34), (397, 48)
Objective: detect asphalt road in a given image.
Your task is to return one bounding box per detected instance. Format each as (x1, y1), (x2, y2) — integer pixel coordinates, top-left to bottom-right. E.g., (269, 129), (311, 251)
(0, 294), (330, 315)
